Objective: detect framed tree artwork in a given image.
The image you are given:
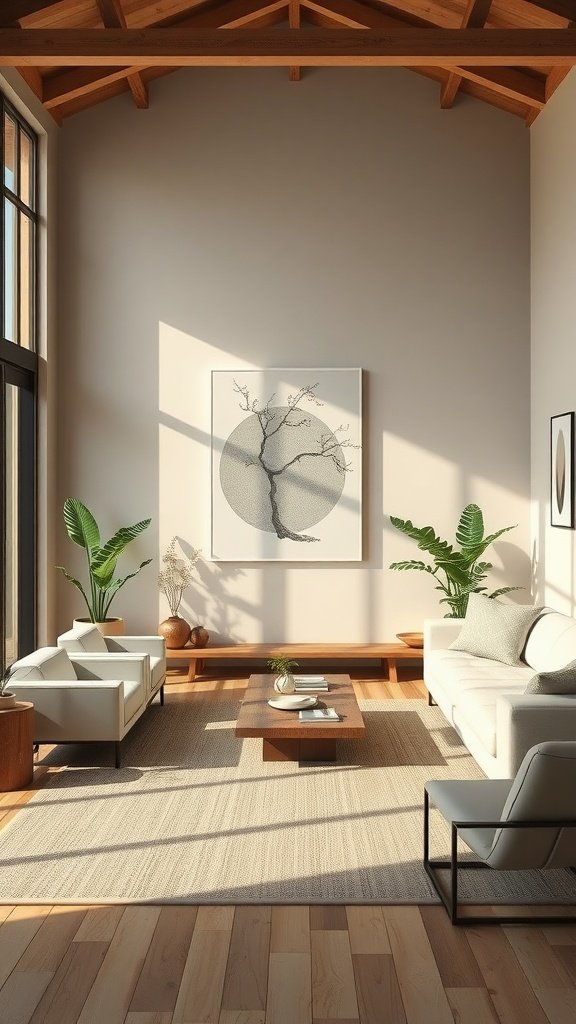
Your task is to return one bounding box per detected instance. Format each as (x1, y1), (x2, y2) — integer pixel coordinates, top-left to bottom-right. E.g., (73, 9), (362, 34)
(211, 369), (362, 560)
(551, 412), (574, 529)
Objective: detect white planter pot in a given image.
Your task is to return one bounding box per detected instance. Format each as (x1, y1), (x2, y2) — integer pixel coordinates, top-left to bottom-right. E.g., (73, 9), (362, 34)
(73, 617), (125, 637)
(274, 673), (295, 694)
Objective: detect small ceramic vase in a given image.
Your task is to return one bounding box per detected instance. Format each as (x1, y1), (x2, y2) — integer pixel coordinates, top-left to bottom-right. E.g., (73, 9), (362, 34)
(274, 673), (296, 694)
(189, 626), (209, 649)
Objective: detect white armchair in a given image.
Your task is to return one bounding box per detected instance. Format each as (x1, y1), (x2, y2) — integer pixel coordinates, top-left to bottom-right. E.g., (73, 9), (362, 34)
(9, 646), (150, 767)
(57, 623), (166, 704)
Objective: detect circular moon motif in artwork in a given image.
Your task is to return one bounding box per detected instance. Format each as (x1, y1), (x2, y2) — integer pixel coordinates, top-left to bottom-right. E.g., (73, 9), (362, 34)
(219, 406), (346, 534)
(556, 429), (566, 514)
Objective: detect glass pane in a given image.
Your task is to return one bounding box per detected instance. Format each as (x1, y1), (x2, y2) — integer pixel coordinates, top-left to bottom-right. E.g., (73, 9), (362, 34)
(20, 131), (32, 207)
(3, 112), (16, 193)
(4, 199), (17, 342)
(5, 384), (19, 664)
(20, 214), (32, 349)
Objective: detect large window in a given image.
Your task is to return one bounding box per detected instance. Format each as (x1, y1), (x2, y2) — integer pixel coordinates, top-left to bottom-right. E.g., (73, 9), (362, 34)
(0, 97), (38, 666)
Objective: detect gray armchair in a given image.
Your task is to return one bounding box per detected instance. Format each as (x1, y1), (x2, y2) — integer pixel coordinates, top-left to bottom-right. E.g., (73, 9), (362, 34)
(424, 740), (576, 924)
(57, 623), (165, 704)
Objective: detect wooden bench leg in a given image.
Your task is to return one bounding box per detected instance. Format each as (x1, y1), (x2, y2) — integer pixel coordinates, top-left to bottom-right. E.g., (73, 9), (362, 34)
(187, 659), (198, 683)
(388, 658), (398, 684)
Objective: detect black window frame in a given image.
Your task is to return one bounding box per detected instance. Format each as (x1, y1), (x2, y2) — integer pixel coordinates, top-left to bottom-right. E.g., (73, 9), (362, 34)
(0, 94), (39, 665)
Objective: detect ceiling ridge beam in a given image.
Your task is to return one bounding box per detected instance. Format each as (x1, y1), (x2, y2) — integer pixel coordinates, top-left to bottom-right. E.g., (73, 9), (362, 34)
(289, 0), (301, 81)
(2, 28), (576, 69)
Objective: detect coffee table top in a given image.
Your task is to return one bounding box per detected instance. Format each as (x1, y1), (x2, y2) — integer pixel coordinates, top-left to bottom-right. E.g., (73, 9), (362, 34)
(235, 674), (366, 740)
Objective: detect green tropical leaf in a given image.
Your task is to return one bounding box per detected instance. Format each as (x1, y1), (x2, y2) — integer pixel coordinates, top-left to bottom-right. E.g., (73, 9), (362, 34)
(389, 560), (435, 573)
(482, 525), (518, 548)
(56, 565), (91, 617)
(488, 585), (523, 599)
(455, 504), (484, 552)
(389, 518), (454, 560)
(91, 519), (151, 587)
(62, 498), (100, 553)
(436, 559), (472, 587)
(102, 559), (153, 617)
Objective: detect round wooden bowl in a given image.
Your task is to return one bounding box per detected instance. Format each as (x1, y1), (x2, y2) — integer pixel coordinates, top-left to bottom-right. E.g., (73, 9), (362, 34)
(396, 632), (424, 648)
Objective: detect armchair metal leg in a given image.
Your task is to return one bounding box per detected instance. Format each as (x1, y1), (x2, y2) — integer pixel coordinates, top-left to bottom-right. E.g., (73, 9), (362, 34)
(160, 685), (165, 706)
(423, 789), (576, 925)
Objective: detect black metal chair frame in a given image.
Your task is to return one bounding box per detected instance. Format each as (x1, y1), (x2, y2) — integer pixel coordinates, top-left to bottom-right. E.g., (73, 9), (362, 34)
(424, 788), (576, 925)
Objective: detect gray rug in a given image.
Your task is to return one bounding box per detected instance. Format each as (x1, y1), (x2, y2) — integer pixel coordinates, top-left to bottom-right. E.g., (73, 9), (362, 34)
(1, 698), (575, 904)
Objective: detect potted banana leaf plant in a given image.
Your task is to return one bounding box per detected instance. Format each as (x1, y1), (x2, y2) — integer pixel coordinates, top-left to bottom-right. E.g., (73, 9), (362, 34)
(389, 503), (521, 620)
(57, 497), (152, 635)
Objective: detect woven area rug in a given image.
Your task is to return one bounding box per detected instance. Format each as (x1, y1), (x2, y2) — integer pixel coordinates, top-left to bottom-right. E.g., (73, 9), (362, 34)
(1, 697), (575, 904)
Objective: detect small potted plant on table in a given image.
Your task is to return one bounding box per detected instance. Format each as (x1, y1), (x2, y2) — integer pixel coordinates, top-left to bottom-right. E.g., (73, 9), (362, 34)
(0, 664), (16, 709)
(268, 656), (299, 694)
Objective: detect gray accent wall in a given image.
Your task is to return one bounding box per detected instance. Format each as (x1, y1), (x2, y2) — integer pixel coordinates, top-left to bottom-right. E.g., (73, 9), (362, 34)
(56, 68), (531, 639)
(531, 70), (576, 615)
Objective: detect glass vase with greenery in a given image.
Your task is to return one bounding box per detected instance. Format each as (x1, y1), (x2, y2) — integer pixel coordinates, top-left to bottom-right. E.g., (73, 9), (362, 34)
(389, 503), (521, 618)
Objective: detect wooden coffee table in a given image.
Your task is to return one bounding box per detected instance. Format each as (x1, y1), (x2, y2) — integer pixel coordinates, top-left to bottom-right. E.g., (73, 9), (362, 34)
(235, 674), (366, 762)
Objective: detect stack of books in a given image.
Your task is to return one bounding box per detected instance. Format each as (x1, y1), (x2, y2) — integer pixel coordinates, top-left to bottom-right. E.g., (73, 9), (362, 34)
(294, 675), (329, 693)
(299, 707), (340, 721)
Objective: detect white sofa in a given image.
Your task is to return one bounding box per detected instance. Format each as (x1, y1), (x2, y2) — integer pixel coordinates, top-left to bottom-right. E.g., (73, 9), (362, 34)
(424, 610), (576, 779)
(9, 646), (156, 767)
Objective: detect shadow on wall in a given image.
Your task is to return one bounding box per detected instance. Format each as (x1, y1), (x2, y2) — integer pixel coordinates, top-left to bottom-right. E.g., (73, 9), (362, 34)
(158, 322), (532, 641)
(533, 492), (576, 616)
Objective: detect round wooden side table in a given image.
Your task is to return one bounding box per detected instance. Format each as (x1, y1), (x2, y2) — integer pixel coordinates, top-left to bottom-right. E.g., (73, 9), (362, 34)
(0, 701), (34, 792)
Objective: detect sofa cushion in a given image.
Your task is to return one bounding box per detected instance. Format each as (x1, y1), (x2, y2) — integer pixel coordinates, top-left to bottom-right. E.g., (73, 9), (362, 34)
(525, 658), (576, 695)
(450, 594), (542, 666)
(58, 623), (109, 655)
(524, 612), (576, 672)
(11, 647), (77, 682)
(427, 649), (533, 705)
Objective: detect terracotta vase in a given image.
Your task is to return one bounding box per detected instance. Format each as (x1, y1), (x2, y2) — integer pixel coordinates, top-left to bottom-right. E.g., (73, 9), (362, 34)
(189, 625), (209, 649)
(158, 616), (191, 650)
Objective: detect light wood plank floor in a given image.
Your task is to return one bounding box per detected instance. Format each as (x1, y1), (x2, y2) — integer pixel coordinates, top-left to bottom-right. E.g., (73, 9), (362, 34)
(0, 667), (575, 1024)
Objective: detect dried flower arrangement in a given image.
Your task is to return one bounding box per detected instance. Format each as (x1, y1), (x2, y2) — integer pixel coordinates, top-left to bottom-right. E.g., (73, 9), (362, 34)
(158, 537), (201, 616)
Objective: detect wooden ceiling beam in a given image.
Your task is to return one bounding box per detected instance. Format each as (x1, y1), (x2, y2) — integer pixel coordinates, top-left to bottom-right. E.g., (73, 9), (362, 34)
(289, 0), (301, 81)
(441, 0), (493, 109)
(0, 1), (62, 26)
(301, 1), (546, 109)
(3, 28), (573, 69)
(95, 0), (148, 109)
(523, 0), (575, 20)
(43, 0), (289, 108)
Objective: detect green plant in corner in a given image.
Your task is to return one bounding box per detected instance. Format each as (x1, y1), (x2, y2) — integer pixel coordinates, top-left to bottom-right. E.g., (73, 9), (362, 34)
(389, 503), (521, 618)
(57, 497), (152, 624)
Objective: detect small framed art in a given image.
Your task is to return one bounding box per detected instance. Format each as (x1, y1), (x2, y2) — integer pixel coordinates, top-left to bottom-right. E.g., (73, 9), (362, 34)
(551, 412), (574, 528)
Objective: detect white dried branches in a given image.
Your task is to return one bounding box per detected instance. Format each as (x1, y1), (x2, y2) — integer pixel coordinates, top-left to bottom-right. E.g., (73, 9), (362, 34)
(158, 537), (201, 616)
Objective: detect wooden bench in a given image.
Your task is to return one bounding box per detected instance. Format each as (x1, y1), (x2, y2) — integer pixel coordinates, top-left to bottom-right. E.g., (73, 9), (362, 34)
(166, 642), (423, 684)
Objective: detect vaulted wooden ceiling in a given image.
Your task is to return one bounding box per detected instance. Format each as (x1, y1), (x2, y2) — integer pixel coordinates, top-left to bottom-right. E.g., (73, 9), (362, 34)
(1, 0), (575, 123)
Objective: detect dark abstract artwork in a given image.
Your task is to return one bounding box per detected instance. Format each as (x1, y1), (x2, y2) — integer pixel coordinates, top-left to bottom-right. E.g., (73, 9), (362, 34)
(551, 412), (574, 529)
(211, 369), (362, 560)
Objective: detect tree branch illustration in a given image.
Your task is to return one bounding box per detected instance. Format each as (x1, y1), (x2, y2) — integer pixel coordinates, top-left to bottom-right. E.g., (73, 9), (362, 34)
(233, 379), (360, 543)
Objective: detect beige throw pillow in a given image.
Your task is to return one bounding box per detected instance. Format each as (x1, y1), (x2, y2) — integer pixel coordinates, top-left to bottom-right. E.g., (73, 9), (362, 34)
(449, 593), (542, 666)
(525, 659), (576, 695)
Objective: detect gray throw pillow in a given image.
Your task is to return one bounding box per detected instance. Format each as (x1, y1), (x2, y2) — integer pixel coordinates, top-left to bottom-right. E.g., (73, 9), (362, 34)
(449, 593), (542, 666)
(525, 659), (576, 695)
